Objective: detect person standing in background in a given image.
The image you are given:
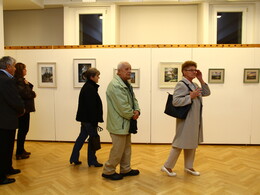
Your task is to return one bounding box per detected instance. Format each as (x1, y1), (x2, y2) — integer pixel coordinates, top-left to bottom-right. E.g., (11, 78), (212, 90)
(102, 62), (140, 180)
(0, 56), (24, 185)
(14, 62), (36, 160)
(70, 68), (103, 167)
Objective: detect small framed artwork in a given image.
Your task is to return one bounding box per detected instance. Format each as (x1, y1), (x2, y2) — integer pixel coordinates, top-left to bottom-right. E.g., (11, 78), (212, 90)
(208, 69), (225, 83)
(73, 58), (96, 88)
(113, 68), (140, 88)
(159, 62), (182, 88)
(243, 68), (260, 83)
(37, 62), (56, 88)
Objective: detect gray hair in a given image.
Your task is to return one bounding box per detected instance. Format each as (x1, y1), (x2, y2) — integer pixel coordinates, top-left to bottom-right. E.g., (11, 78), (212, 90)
(0, 56), (16, 69)
(117, 61), (130, 71)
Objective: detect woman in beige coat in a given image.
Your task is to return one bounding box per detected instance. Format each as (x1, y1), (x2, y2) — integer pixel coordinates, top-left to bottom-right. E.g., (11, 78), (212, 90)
(161, 61), (210, 177)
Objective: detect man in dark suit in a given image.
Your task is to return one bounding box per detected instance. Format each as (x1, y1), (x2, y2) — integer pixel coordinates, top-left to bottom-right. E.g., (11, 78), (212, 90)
(0, 56), (24, 185)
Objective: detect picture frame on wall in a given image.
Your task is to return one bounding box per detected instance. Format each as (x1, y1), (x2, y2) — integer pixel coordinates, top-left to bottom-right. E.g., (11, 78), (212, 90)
(73, 58), (96, 88)
(37, 62), (56, 88)
(159, 62), (182, 88)
(208, 69), (225, 84)
(113, 68), (140, 88)
(243, 68), (260, 83)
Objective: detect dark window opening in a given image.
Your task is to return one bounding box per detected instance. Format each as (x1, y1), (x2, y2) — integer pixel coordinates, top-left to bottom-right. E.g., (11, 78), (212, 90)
(79, 14), (103, 45)
(217, 12), (242, 44)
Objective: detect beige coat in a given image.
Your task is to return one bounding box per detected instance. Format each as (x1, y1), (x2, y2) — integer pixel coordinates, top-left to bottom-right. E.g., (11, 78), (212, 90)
(172, 77), (210, 149)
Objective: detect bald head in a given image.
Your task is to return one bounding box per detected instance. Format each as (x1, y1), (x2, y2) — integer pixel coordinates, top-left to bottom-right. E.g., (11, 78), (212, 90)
(117, 62), (132, 81)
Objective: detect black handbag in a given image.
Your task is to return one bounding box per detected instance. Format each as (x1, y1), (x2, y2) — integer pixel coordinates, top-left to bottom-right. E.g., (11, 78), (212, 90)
(164, 81), (193, 119)
(129, 118), (138, 134)
(88, 134), (101, 151)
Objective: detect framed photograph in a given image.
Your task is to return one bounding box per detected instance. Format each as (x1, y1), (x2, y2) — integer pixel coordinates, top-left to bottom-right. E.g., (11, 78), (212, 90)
(208, 69), (225, 83)
(73, 59), (96, 88)
(159, 62), (182, 88)
(113, 68), (140, 88)
(37, 62), (56, 88)
(243, 68), (260, 83)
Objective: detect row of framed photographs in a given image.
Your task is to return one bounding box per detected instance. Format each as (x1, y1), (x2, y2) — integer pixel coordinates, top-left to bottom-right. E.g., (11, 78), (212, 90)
(37, 60), (260, 88)
(37, 59), (140, 88)
(160, 62), (260, 88)
(208, 68), (260, 84)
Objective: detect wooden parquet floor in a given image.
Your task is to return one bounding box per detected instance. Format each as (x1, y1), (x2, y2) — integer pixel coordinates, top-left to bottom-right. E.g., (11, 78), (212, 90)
(0, 142), (260, 195)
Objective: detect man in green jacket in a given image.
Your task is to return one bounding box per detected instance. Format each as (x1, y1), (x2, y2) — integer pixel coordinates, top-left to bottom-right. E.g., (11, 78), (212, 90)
(102, 61), (140, 180)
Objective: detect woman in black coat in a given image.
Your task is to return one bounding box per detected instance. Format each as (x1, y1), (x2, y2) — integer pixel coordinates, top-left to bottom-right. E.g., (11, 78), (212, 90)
(14, 63), (36, 160)
(70, 68), (103, 167)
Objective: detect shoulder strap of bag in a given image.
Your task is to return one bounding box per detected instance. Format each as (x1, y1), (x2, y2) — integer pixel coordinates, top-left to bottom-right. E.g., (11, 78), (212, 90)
(180, 81), (193, 91)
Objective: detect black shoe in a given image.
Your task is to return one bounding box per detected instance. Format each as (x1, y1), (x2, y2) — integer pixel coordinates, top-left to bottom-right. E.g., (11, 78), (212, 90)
(23, 150), (31, 155)
(8, 169), (21, 175)
(70, 161), (82, 165)
(88, 162), (103, 167)
(121, 169), (140, 177)
(0, 178), (16, 185)
(16, 153), (29, 160)
(102, 173), (123, 180)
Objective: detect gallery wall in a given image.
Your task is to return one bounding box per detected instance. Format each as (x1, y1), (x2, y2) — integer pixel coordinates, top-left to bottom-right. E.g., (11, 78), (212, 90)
(0, 0), (4, 55)
(4, 46), (260, 144)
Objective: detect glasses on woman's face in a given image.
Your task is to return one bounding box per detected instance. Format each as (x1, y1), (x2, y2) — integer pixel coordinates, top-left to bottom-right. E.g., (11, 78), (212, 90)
(185, 69), (197, 72)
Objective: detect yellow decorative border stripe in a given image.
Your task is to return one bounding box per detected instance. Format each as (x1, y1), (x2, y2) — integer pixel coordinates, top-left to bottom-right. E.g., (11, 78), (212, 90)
(4, 44), (260, 50)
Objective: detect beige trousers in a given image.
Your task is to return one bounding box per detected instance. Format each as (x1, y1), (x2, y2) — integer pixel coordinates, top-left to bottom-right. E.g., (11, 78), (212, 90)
(164, 147), (196, 169)
(102, 133), (132, 175)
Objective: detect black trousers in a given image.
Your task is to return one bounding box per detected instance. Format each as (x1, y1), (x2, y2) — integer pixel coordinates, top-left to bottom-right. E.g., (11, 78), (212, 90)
(70, 123), (98, 164)
(16, 113), (30, 155)
(0, 128), (16, 181)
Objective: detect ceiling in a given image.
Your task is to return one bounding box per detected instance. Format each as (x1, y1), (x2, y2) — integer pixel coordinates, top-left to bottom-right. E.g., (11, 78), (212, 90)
(3, 0), (259, 11)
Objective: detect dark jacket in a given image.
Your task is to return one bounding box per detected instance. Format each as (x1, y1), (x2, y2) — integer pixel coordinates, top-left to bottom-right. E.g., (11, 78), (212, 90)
(15, 78), (36, 113)
(76, 79), (103, 127)
(0, 71), (24, 129)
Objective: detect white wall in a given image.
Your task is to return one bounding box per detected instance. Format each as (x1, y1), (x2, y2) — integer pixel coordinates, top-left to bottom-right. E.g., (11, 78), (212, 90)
(256, 3), (260, 44)
(119, 5), (198, 44)
(150, 48), (193, 143)
(197, 2), (209, 44)
(0, 0), (4, 55)
(251, 48), (260, 144)
(193, 48), (256, 144)
(4, 47), (260, 144)
(4, 8), (63, 46)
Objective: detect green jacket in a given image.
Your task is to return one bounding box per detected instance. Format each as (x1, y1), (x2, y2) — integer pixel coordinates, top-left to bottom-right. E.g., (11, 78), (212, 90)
(106, 75), (140, 135)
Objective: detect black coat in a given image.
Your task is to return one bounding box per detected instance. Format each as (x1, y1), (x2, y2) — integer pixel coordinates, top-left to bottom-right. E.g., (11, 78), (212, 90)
(76, 80), (103, 126)
(0, 71), (24, 129)
(15, 78), (36, 113)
